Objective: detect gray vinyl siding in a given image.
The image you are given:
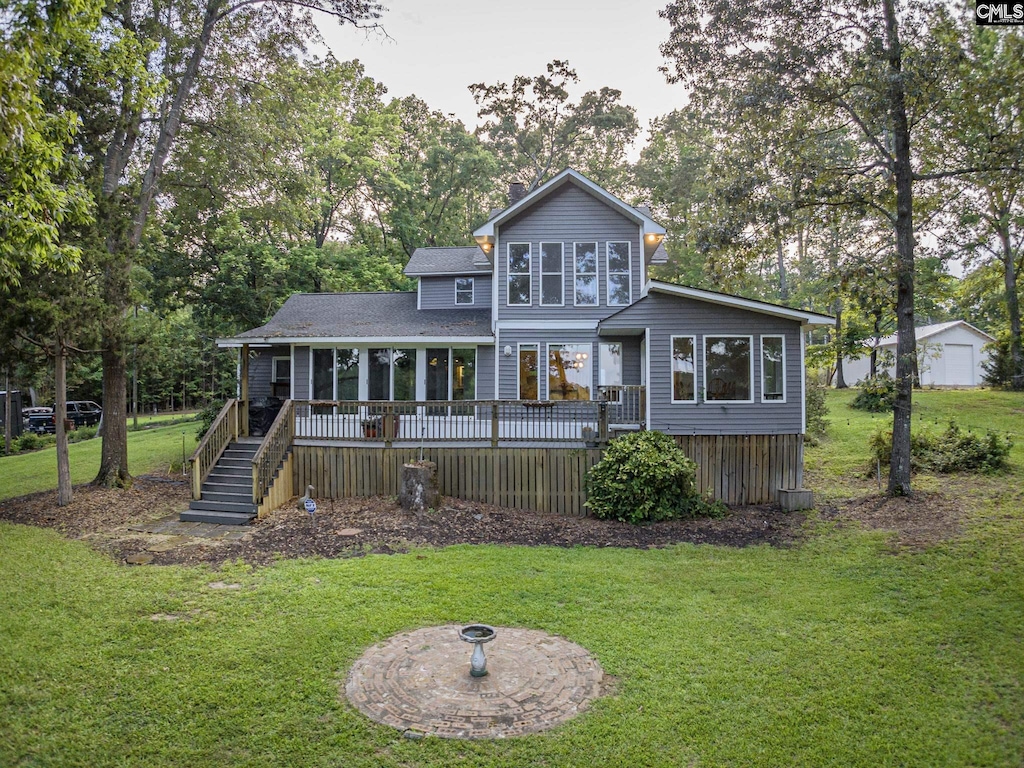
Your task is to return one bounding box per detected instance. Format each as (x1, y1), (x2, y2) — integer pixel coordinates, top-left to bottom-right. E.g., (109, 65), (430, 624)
(293, 346), (311, 399)
(497, 184), (641, 322)
(496, 329), (637, 400)
(419, 275), (493, 310)
(249, 346), (290, 398)
(475, 345), (495, 401)
(602, 292), (803, 435)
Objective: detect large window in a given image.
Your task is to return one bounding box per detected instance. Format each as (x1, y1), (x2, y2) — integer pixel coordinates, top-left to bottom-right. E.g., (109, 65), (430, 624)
(548, 343), (593, 401)
(704, 336), (752, 402)
(367, 348), (392, 400)
(606, 241), (631, 306)
(312, 349), (334, 401)
(393, 349), (416, 401)
(540, 242), (563, 305)
(507, 243), (531, 305)
(455, 277), (474, 305)
(574, 242), (598, 305)
(671, 336), (696, 402)
(519, 344), (539, 399)
(336, 349), (359, 401)
(272, 357), (291, 398)
(452, 349), (476, 401)
(599, 342), (622, 387)
(761, 336), (786, 402)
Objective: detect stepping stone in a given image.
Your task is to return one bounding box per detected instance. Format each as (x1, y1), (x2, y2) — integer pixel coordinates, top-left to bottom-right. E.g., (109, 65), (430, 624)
(338, 528), (363, 536)
(146, 536), (189, 552)
(125, 553), (154, 565)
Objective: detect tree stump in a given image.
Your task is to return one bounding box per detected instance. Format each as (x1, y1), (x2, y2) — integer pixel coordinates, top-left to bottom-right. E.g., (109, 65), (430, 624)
(399, 461), (439, 518)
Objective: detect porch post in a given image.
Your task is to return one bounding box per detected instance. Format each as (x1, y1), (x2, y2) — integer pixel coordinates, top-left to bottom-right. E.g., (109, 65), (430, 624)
(240, 344), (250, 437)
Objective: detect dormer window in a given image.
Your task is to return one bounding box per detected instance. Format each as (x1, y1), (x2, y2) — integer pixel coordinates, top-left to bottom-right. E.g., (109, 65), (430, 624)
(507, 243), (531, 305)
(455, 277), (474, 305)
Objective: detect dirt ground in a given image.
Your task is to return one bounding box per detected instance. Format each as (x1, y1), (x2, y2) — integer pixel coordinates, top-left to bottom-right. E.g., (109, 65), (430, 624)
(0, 472), (968, 568)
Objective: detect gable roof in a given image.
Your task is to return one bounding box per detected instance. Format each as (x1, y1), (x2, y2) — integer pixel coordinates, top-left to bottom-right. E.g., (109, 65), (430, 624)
(871, 320), (995, 349)
(473, 169), (666, 240)
(217, 292), (493, 346)
(599, 281), (834, 328)
(404, 247), (492, 277)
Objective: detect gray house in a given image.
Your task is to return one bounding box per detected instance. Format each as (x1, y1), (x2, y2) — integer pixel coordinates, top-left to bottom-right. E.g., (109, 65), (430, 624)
(198, 169), (831, 524)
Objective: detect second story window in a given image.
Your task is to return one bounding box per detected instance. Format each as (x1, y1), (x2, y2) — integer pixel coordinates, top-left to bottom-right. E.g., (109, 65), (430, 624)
(574, 242), (598, 306)
(541, 242), (563, 305)
(607, 241), (631, 306)
(508, 243), (531, 305)
(455, 277), (474, 305)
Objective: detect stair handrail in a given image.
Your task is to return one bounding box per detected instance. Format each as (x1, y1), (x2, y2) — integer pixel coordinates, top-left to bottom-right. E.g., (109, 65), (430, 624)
(251, 399), (295, 508)
(189, 399), (239, 500)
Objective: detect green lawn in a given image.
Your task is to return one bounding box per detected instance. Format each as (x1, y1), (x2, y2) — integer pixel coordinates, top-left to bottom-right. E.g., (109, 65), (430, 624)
(0, 424), (198, 500)
(1, 389), (1023, 766)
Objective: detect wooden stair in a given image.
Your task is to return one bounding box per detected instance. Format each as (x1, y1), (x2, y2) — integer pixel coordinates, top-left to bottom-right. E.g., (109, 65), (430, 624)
(181, 438), (260, 525)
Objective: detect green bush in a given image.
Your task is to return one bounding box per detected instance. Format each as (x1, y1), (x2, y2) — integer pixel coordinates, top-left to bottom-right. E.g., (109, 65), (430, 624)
(851, 374), (897, 413)
(869, 421), (1013, 474)
(67, 426), (97, 443)
(585, 430), (724, 524)
(13, 433), (55, 453)
(805, 381), (829, 442)
(196, 400), (225, 441)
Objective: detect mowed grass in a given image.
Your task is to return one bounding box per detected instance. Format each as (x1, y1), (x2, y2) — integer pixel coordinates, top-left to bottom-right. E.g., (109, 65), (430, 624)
(0, 424), (198, 500)
(0, 388), (1023, 766)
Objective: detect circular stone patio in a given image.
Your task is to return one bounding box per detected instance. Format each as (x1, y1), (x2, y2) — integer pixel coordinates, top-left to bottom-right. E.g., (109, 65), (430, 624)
(344, 625), (604, 739)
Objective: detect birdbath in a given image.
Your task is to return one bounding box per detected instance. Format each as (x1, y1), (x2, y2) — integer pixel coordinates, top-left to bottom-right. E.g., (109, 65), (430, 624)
(459, 624), (496, 678)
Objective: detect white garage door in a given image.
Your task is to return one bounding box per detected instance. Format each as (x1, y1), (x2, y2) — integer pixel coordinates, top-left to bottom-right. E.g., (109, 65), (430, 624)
(944, 344), (975, 386)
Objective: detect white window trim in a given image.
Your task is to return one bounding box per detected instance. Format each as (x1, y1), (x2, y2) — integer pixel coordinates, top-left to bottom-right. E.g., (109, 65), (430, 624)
(455, 276), (475, 305)
(546, 342), (595, 402)
(606, 240), (632, 306)
(517, 343), (540, 400)
(760, 334), (787, 404)
(573, 241), (599, 307)
(598, 342), (623, 387)
(703, 335), (755, 404)
(425, 346), (479, 401)
(540, 242), (564, 306)
(507, 242), (532, 306)
(272, 356), (290, 383)
(670, 335), (698, 403)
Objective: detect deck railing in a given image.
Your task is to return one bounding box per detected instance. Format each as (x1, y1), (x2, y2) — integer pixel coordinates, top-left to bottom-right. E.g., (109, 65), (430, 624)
(189, 399), (239, 500)
(292, 387), (644, 446)
(251, 399), (295, 507)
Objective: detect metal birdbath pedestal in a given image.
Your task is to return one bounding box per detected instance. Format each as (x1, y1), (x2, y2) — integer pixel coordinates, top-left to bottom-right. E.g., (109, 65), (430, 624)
(459, 624), (496, 677)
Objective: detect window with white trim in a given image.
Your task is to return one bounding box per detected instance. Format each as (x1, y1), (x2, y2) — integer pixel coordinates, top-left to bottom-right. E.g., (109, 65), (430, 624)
(606, 241), (631, 305)
(671, 336), (696, 402)
(548, 343), (592, 401)
(704, 336), (752, 402)
(455, 277), (474, 305)
(540, 242), (563, 305)
(519, 344), (538, 399)
(574, 242), (598, 305)
(507, 243), (531, 305)
(761, 335), (786, 402)
(272, 357), (291, 398)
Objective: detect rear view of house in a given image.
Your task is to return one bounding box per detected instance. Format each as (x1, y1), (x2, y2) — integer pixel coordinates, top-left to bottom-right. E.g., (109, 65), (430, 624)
(196, 169), (832, 524)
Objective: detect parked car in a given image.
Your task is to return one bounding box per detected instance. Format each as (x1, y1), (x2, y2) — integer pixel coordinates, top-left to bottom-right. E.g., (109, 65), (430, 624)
(27, 401), (102, 434)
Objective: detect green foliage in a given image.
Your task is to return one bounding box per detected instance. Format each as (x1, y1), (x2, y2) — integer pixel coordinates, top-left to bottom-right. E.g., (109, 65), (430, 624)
(851, 375), (897, 413)
(585, 430), (719, 523)
(13, 432), (54, 454)
(67, 426), (97, 443)
(195, 400), (225, 441)
(805, 381), (829, 441)
(982, 336), (1017, 388)
(869, 421), (1013, 475)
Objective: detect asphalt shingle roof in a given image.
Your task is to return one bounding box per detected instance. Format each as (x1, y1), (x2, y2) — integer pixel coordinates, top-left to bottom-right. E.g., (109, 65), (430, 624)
(231, 292), (492, 340)
(404, 247), (492, 276)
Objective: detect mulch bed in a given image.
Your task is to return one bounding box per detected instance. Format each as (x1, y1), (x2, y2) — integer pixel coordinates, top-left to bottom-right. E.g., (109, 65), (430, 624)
(0, 472), (969, 568)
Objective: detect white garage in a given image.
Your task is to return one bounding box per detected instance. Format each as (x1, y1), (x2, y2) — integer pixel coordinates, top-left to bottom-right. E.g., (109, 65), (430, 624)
(843, 321), (995, 387)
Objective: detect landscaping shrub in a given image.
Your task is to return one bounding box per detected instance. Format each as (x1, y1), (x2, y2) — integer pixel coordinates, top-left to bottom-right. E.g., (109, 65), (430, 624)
(13, 433), (55, 453)
(851, 374), (897, 412)
(196, 400), (225, 440)
(869, 421), (1013, 474)
(67, 426), (97, 443)
(585, 430), (724, 523)
(805, 381), (829, 443)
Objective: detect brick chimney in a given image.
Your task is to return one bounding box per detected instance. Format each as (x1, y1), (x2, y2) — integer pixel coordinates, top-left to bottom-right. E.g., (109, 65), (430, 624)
(508, 181), (527, 205)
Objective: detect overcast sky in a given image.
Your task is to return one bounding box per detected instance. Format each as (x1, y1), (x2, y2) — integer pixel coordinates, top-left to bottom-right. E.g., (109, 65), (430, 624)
(316, 0), (689, 153)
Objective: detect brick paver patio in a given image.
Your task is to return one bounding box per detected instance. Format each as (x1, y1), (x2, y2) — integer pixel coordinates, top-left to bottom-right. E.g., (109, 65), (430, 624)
(344, 625), (604, 739)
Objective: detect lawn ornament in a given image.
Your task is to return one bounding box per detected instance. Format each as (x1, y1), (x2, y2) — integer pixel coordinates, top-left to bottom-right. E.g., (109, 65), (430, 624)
(299, 485), (316, 525)
(459, 624), (496, 677)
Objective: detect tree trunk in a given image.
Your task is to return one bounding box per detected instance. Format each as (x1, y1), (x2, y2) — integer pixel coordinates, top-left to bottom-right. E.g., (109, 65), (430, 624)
(998, 225), (1023, 389)
(775, 227), (789, 300)
(834, 307), (847, 389)
(95, 344), (130, 488)
(4, 367), (11, 455)
(883, 0), (915, 497)
(55, 339), (72, 506)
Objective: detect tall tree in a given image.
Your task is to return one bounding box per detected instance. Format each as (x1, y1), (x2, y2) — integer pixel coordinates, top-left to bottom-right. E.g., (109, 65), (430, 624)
(658, 0), (958, 495)
(470, 60), (639, 191)
(57, 0), (383, 487)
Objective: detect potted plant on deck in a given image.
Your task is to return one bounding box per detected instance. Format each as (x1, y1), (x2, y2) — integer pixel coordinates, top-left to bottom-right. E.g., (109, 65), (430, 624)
(361, 416), (382, 438)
